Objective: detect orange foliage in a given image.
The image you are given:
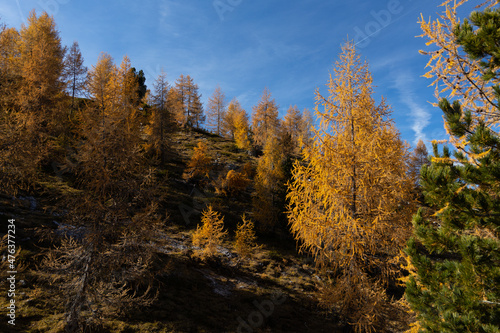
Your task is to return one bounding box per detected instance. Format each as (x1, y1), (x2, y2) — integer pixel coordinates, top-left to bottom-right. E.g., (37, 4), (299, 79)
(192, 205), (227, 260)
(287, 42), (415, 332)
(234, 214), (257, 259)
(215, 169), (250, 196)
(251, 88), (279, 148)
(418, 0), (499, 133)
(183, 140), (212, 181)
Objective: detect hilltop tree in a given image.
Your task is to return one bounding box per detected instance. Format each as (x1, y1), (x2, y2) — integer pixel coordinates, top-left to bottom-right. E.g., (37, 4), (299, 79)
(233, 107), (251, 150)
(251, 88), (279, 148)
(166, 86), (184, 128)
(63, 41), (87, 110)
(131, 67), (147, 103)
(146, 70), (171, 163)
(223, 98), (244, 139)
(86, 52), (114, 114)
(78, 54), (142, 196)
(174, 74), (204, 128)
(406, 4), (500, 331)
(206, 85), (226, 135)
(287, 42), (414, 332)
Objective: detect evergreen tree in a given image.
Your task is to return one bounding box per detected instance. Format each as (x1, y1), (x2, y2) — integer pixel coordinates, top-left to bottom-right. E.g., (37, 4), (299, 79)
(406, 5), (500, 331)
(131, 67), (147, 103)
(418, 0), (499, 129)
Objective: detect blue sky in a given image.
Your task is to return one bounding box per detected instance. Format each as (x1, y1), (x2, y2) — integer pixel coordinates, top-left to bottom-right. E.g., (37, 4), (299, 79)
(1, 0), (481, 148)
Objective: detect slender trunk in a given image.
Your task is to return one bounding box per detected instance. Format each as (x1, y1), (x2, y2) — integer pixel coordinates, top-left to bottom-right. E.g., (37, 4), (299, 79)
(71, 70), (77, 109)
(101, 92), (106, 169)
(160, 107), (164, 165)
(350, 108), (356, 220)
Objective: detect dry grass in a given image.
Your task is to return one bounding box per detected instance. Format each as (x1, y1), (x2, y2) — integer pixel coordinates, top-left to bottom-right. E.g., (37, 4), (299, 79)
(0, 128), (350, 332)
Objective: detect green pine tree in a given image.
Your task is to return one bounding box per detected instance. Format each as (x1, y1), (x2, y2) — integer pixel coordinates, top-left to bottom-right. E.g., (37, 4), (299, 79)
(405, 5), (500, 332)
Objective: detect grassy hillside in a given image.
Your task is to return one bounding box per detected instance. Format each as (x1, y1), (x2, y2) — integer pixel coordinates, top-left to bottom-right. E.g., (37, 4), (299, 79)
(0, 128), (347, 333)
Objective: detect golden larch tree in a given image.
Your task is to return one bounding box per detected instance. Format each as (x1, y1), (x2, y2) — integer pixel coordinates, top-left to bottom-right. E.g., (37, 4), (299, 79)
(145, 70), (171, 163)
(192, 205), (227, 260)
(281, 105), (313, 155)
(51, 53), (163, 330)
(16, 10), (66, 122)
(251, 88), (279, 148)
(234, 214), (257, 259)
(223, 98), (251, 150)
(233, 107), (251, 150)
(287, 42), (414, 332)
(174, 74), (204, 128)
(0, 11), (66, 191)
(222, 98), (243, 138)
(206, 85), (226, 135)
(86, 52), (115, 114)
(183, 140), (212, 181)
(253, 131), (284, 231)
(408, 139), (430, 185)
(63, 41), (87, 110)
(78, 54), (142, 196)
(166, 87), (184, 128)
(0, 26), (20, 114)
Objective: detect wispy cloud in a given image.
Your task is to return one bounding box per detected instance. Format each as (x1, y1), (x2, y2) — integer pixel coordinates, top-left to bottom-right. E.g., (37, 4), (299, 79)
(0, 2), (23, 26)
(393, 71), (431, 145)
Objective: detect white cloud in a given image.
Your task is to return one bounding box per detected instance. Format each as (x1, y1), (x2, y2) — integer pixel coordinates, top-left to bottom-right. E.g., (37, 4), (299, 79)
(0, 2), (24, 27)
(394, 71), (431, 145)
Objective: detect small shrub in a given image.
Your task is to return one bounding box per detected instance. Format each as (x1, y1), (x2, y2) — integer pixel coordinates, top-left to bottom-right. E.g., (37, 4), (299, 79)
(234, 214), (257, 259)
(241, 161), (255, 179)
(225, 170), (250, 195)
(192, 205), (227, 260)
(183, 140), (212, 181)
(214, 169), (250, 196)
